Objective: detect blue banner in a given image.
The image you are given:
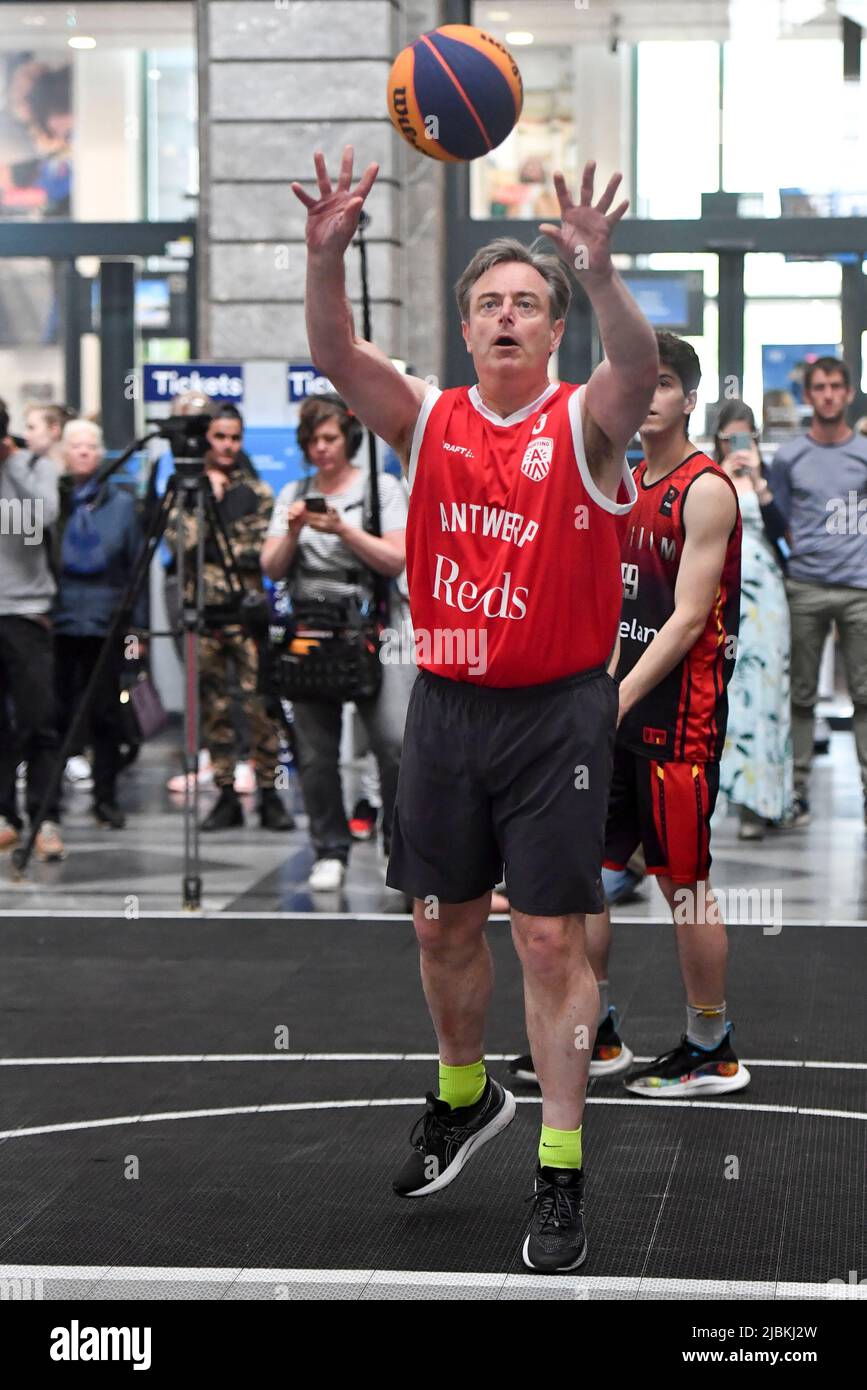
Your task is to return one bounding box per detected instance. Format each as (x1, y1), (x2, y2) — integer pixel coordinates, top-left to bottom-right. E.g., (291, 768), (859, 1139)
(143, 363), (244, 404)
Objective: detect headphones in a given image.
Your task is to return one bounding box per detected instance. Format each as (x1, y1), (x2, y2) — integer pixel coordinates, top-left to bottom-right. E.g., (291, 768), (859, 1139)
(314, 393), (364, 459)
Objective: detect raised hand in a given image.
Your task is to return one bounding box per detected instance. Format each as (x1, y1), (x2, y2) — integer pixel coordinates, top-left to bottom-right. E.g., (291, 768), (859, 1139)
(291, 146), (379, 258)
(538, 161), (629, 284)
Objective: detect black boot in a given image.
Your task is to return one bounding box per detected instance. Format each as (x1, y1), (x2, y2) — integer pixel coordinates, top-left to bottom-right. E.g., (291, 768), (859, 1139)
(258, 786), (295, 831)
(93, 799), (126, 830)
(200, 785), (244, 832)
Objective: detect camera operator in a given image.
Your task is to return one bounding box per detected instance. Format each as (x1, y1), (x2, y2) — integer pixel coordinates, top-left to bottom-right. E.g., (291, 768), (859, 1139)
(164, 404), (294, 832)
(261, 394), (410, 893)
(0, 396), (65, 860)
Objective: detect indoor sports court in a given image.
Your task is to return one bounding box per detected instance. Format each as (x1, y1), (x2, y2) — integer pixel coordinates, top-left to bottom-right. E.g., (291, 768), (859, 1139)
(1, 0), (866, 1337)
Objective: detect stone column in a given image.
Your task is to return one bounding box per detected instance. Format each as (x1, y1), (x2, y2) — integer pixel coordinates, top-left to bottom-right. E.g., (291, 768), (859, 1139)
(197, 0), (444, 381)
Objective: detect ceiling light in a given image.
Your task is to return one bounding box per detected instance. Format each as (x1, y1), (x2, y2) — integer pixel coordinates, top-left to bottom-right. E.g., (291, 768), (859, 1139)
(21, 14), (47, 24)
(505, 31), (534, 46)
(487, 9), (512, 18)
(147, 68), (162, 80)
(68, 36), (97, 50)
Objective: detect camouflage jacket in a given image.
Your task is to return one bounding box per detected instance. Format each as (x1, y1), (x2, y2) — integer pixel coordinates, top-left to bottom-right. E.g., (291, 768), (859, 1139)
(164, 464), (273, 612)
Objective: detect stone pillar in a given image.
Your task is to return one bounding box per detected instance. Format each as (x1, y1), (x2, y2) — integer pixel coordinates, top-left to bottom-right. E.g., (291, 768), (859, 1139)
(197, 0), (444, 381)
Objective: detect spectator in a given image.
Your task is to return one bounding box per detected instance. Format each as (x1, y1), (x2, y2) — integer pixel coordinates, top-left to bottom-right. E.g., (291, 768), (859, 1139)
(261, 393), (410, 892)
(0, 396), (64, 859)
(715, 401), (793, 838)
(164, 405), (293, 833)
(53, 419), (147, 829)
(23, 402), (74, 473)
(768, 357), (867, 825)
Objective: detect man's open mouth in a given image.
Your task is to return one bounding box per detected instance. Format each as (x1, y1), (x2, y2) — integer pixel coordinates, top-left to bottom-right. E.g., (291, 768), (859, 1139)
(494, 335), (518, 347)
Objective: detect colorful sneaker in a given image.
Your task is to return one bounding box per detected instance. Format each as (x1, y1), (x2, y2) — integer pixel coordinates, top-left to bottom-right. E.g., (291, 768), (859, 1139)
(591, 1007), (634, 1077)
(349, 797), (378, 841)
(522, 1165), (587, 1272)
(789, 797), (810, 828)
(392, 1075), (515, 1197)
(33, 821), (67, 862)
(507, 1008), (634, 1086)
(0, 817), (21, 852)
(624, 1025), (750, 1098)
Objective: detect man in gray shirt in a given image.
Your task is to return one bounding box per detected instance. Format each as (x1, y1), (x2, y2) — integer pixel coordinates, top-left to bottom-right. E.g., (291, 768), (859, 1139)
(769, 356), (867, 824)
(0, 402), (65, 859)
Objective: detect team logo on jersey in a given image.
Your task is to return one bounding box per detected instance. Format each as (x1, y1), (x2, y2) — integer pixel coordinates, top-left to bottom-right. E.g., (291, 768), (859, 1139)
(521, 437), (553, 481)
(659, 484), (679, 518)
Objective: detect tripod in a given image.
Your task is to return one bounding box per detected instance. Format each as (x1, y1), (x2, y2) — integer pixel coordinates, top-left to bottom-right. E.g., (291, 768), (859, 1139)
(11, 435), (260, 910)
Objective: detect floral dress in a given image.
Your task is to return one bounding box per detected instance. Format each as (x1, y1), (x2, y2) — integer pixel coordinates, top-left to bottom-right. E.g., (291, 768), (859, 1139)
(720, 489), (794, 821)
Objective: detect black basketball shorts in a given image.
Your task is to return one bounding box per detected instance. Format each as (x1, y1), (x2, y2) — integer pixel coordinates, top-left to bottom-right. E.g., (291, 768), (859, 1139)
(386, 665), (618, 917)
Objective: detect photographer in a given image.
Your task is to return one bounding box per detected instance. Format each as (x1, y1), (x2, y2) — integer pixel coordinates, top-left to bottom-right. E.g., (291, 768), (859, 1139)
(0, 397), (64, 859)
(164, 405), (293, 832)
(261, 394), (409, 892)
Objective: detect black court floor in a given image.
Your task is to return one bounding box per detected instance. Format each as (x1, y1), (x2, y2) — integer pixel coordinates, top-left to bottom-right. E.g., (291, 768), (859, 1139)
(0, 913), (865, 1300)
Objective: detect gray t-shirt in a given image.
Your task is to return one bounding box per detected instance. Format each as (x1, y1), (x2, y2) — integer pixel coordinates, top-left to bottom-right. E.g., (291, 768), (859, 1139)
(0, 450), (60, 616)
(769, 432), (867, 589)
(268, 468), (408, 606)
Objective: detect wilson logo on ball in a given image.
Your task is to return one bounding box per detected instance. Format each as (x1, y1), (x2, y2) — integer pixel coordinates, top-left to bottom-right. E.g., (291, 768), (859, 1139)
(387, 24), (523, 163)
(521, 438), (554, 481)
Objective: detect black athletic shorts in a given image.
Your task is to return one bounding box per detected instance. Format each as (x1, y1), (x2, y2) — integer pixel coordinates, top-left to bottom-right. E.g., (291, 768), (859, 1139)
(386, 665), (618, 916)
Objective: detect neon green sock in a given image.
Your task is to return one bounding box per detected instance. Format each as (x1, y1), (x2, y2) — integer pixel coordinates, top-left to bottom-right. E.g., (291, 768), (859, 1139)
(539, 1123), (582, 1170)
(438, 1058), (486, 1110)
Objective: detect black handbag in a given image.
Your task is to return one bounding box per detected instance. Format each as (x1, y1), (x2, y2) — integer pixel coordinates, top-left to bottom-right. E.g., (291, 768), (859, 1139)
(273, 595), (383, 703)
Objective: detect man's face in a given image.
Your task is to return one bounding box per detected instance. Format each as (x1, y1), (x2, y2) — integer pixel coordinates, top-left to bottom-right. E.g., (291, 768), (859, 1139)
(24, 411), (59, 455)
(640, 365), (696, 441)
(804, 368), (852, 425)
(461, 262), (563, 379)
(206, 417), (243, 469)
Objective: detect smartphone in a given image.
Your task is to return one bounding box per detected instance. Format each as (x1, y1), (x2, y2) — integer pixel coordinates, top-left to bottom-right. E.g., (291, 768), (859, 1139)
(304, 495), (327, 513)
(728, 432), (754, 452)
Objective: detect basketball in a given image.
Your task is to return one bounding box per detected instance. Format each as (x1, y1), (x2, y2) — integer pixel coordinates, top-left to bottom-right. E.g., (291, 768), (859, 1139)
(387, 24), (523, 163)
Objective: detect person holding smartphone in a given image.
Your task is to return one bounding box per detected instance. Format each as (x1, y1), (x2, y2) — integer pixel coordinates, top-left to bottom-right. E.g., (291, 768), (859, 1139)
(715, 401), (793, 839)
(261, 393), (409, 893)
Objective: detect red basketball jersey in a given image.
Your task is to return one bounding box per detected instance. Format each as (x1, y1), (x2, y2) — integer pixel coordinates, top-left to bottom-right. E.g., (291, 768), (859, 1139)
(616, 451), (742, 763)
(405, 381), (636, 686)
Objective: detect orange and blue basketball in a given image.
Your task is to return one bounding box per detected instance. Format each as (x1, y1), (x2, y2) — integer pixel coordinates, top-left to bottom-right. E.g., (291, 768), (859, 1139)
(387, 25), (523, 163)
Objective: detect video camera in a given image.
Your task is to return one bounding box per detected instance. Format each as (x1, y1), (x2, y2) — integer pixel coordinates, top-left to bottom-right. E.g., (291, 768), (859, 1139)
(148, 412), (212, 469)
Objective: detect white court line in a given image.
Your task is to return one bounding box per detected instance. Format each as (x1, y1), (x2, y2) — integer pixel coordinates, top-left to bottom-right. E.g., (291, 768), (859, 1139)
(1, 908), (866, 927)
(2, 1093), (865, 1143)
(1, 1053), (865, 1069)
(0, 1264), (863, 1299)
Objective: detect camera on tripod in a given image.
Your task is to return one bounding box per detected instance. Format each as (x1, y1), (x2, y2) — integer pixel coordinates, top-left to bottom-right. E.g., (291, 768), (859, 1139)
(148, 413), (212, 473)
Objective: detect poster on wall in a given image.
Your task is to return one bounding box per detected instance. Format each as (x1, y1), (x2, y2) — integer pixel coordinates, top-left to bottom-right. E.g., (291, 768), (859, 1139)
(0, 53), (72, 217)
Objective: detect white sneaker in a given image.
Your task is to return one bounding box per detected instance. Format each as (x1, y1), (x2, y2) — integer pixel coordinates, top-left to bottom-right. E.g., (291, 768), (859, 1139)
(233, 760), (256, 794)
(308, 858), (346, 891)
(65, 755), (94, 786)
(16, 761), (26, 787)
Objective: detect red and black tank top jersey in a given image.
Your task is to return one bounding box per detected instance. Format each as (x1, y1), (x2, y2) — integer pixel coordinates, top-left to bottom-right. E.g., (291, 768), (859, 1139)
(615, 450), (742, 763)
(405, 380), (637, 687)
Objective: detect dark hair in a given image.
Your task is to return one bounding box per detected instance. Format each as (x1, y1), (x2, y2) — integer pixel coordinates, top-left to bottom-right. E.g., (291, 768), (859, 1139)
(0, 398), (9, 440)
(297, 393), (363, 461)
(209, 403), (244, 429)
(803, 356), (850, 392)
(455, 235), (572, 325)
(28, 66), (71, 137)
(713, 400), (758, 465)
(656, 331), (701, 437)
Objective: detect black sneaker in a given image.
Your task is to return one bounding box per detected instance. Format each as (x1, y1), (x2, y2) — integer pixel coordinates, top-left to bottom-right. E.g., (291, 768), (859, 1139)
(790, 796), (811, 828)
(200, 785), (244, 832)
(92, 800), (126, 830)
(349, 797), (378, 841)
(258, 787), (295, 831)
(523, 1165), (587, 1273)
(507, 1008), (635, 1086)
(624, 1025), (750, 1098)
(392, 1075), (515, 1197)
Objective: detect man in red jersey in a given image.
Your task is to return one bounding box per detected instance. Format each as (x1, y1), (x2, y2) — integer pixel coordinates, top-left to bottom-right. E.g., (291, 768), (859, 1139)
(291, 146), (657, 1272)
(511, 333), (749, 1100)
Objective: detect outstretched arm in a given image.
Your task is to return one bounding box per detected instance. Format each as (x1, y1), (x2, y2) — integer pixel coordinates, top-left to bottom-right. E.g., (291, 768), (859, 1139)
(539, 162), (658, 487)
(616, 473), (738, 723)
(292, 147), (429, 467)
